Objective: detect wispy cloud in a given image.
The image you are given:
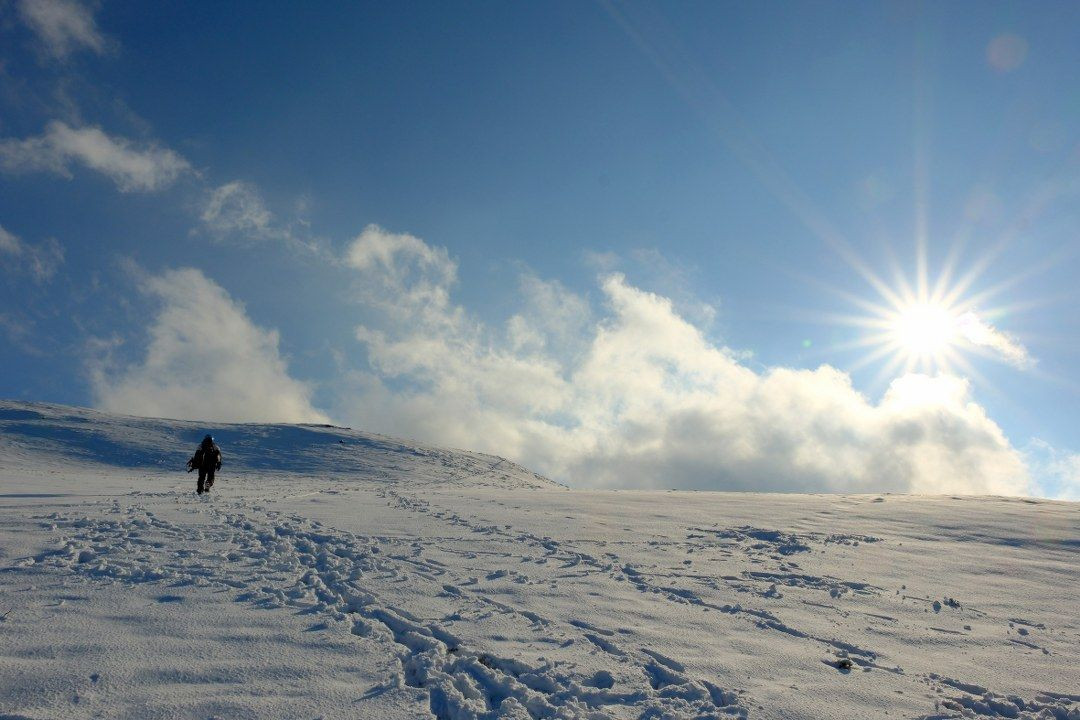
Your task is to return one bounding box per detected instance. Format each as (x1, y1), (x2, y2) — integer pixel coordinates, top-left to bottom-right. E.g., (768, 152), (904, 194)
(0, 121), (190, 192)
(1024, 439), (1080, 500)
(954, 312), (1034, 369)
(0, 311), (46, 357)
(333, 227), (1029, 495)
(201, 181), (273, 236)
(90, 266), (328, 424)
(0, 223), (64, 282)
(345, 224), (457, 309)
(199, 181), (330, 257)
(17, 0), (109, 60)
(586, 247), (719, 328)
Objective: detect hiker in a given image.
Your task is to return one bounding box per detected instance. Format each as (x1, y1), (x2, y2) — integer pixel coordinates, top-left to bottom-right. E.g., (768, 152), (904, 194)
(187, 434), (222, 495)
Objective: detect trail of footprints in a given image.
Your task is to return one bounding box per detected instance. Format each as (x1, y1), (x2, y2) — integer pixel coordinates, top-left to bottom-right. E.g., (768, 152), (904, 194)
(27, 496), (749, 719)
(919, 675), (1080, 720)
(20, 489), (1079, 720)
(380, 490), (889, 666)
(378, 490), (1080, 720)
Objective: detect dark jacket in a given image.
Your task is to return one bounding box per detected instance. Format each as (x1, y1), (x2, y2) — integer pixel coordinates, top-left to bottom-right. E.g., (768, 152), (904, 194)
(189, 442), (222, 471)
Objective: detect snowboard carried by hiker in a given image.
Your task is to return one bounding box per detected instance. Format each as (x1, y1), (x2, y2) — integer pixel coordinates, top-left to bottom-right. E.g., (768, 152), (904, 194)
(187, 434), (222, 495)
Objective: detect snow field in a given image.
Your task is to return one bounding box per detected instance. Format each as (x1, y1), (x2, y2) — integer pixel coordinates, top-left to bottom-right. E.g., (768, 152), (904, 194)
(1, 401), (1078, 719)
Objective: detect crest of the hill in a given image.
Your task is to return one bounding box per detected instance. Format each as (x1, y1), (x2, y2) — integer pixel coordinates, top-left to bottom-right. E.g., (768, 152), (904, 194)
(0, 400), (560, 490)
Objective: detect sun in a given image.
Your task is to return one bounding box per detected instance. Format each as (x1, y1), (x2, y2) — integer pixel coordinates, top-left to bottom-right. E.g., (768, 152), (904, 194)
(807, 249), (998, 381)
(866, 294), (969, 376)
(812, 247), (1032, 385)
(889, 302), (959, 360)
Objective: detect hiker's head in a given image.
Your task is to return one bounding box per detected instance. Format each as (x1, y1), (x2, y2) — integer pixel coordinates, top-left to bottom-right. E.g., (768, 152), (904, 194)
(202, 434), (213, 447)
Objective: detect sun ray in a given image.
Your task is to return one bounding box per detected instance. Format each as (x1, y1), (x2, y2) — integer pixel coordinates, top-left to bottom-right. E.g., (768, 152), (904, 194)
(962, 244), (1079, 311)
(823, 332), (898, 356)
(807, 313), (892, 330)
(944, 349), (1010, 402)
(811, 250), (1039, 389)
(786, 270), (897, 319)
(939, 236), (1012, 307)
(846, 341), (906, 375)
(830, 248), (909, 310)
(912, 20), (932, 310)
(930, 231), (971, 306)
(974, 292), (1079, 317)
(869, 352), (909, 391)
(800, 164), (1059, 388)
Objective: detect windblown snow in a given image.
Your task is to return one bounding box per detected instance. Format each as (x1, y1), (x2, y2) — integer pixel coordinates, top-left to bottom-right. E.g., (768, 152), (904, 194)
(0, 400), (1077, 719)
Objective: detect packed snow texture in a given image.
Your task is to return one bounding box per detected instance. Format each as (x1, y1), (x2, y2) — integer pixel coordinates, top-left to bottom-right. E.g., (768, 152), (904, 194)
(0, 400), (1077, 719)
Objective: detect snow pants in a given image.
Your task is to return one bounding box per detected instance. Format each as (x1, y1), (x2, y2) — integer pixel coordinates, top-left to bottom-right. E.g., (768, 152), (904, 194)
(197, 467), (215, 493)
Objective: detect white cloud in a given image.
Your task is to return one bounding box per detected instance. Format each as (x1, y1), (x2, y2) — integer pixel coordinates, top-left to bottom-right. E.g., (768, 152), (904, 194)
(0, 225), (24, 255)
(199, 181), (331, 257)
(346, 224), (456, 287)
(0, 223), (64, 282)
(954, 311), (1034, 369)
(0, 121), (190, 192)
(345, 224), (458, 314)
(201, 181), (273, 236)
(582, 247), (718, 327)
(18, 0), (108, 60)
(508, 274), (593, 360)
(91, 267), (328, 424)
(334, 228), (1029, 495)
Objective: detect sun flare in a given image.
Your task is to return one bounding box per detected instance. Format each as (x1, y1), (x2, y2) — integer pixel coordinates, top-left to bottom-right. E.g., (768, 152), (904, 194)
(813, 246), (1034, 385)
(889, 302), (958, 359)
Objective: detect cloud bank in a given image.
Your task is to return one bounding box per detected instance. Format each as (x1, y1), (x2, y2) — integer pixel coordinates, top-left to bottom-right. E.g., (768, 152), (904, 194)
(334, 227), (1028, 495)
(0, 121), (190, 192)
(88, 228), (1035, 495)
(91, 267), (327, 424)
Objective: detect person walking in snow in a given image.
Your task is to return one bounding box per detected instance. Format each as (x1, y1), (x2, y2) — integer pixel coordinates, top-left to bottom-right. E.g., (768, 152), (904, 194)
(187, 434), (222, 495)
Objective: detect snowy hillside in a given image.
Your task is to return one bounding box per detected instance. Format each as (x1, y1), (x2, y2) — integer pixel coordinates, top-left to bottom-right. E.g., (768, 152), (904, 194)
(0, 401), (557, 489)
(1, 401), (1077, 720)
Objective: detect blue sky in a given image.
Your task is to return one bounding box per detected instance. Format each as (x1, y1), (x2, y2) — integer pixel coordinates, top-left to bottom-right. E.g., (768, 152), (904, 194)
(1, 1), (1077, 497)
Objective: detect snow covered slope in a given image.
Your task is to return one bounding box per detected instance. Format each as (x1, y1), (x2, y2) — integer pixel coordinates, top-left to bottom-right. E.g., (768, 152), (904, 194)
(0, 400), (558, 488)
(1, 401), (1077, 720)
